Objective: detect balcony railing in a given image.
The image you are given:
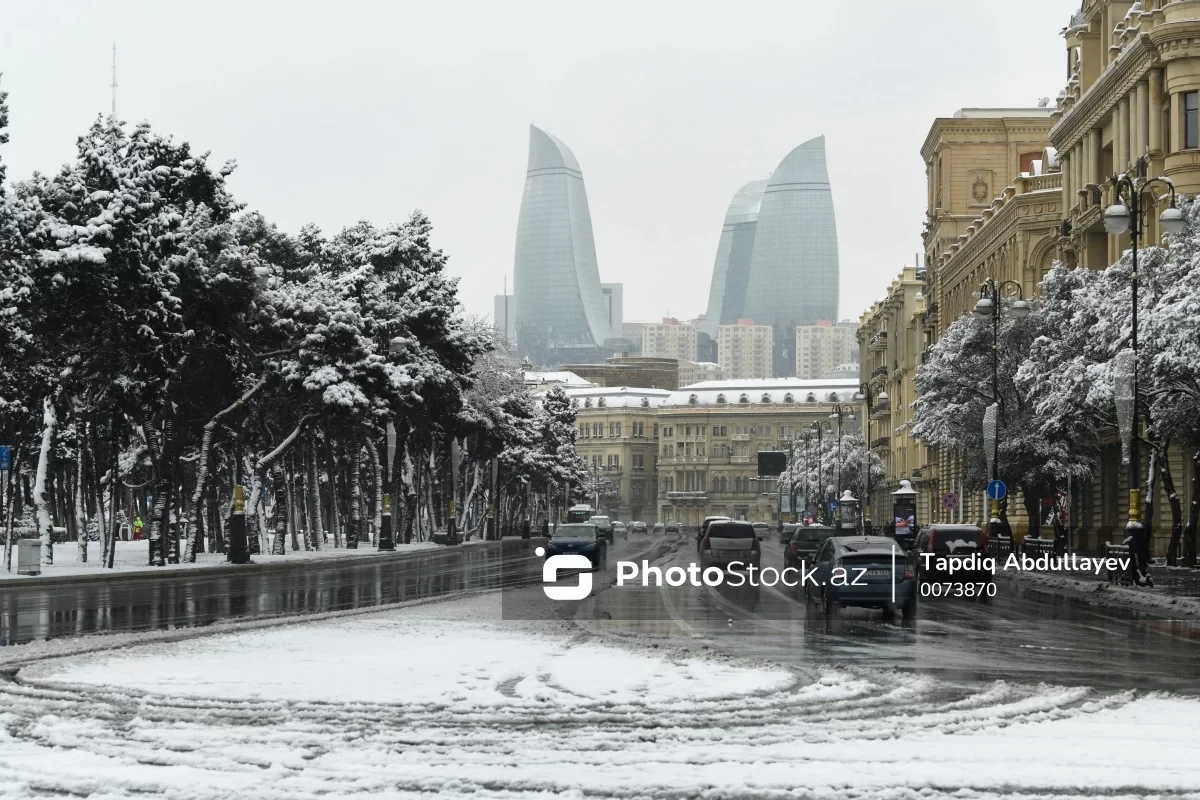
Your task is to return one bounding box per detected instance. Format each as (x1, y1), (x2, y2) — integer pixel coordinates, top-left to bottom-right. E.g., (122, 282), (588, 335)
(870, 436), (891, 450)
(921, 302), (938, 327)
(870, 365), (887, 380)
(870, 331), (888, 351)
(731, 456), (752, 464)
(731, 433), (750, 441)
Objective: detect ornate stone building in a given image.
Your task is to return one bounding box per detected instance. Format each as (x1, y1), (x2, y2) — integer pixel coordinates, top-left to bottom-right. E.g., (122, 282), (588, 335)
(654, 379), (862, 527)
(856, 267), (933, 527)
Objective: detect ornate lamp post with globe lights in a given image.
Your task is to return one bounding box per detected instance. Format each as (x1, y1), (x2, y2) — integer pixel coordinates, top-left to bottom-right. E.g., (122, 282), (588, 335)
(1104, 159), (1184, 585)
(854, 384), (886, 535)
(973, 278), (1031, 541)
(829, 404), (856, 527)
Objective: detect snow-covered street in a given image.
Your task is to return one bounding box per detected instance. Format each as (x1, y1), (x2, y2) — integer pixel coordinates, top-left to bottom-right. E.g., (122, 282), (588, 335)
(1, 591), (1197, 799)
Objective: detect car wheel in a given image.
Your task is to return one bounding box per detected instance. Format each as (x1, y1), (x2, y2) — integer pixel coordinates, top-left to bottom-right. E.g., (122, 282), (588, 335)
(882, 602), (897, 622)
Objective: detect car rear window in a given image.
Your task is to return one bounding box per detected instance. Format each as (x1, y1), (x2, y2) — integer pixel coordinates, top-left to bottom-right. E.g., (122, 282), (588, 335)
(932, 529), (984, 554)
(707, 523), (755, 539)
(792, 528), (835, 543)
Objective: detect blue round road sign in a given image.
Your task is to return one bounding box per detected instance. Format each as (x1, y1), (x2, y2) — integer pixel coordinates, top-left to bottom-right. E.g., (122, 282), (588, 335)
(986, 480), (1007, 501)
(827, 501), (838, 512)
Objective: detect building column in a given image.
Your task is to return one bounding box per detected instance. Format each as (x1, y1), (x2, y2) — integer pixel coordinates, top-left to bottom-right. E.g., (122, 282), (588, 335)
(1149, 70), (1163, 154)
(1117, 96), (1131, 170)
(1136, 81), (1149, 160)
(1089, 128), (1102, 185)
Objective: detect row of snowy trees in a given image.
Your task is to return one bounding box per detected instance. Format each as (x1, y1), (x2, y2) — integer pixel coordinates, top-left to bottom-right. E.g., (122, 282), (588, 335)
(912, 197), (1200, 566)
(0, 76), (588, 567)
(777, 430), (884, 525)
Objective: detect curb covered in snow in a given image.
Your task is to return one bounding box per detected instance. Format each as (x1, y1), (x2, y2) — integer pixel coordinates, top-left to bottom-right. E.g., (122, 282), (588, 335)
(1001, 569), (1200, 617)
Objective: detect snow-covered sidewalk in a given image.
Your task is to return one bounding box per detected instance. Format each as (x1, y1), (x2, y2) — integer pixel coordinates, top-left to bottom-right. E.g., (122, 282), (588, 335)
(1005, 562), (1200, 618)
(0, 537), (476, 582)
(5, 592), (1200, 798)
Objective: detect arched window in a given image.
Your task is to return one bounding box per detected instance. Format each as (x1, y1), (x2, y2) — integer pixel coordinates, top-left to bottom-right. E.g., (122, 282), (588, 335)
(739, 393), (749, 404)
(761, 393), (772, 404)
(712, 477), (719, 492)
(720, 476), (728, 493)
(784, 393), (794, 403)
(716, 393), (727, 404)
(688, 393), (699, 405)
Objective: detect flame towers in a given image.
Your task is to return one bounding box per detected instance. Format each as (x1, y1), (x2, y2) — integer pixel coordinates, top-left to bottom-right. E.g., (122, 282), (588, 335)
(706, 136), (840, 376)
(513, 125), (609, 366)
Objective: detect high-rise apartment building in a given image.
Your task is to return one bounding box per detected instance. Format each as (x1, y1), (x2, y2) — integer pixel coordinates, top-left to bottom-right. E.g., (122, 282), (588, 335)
(641, 318), (698, 363)
(716, 320), (773, 380)
(795, 320), (856, 380)
(513, 125), (608, 366)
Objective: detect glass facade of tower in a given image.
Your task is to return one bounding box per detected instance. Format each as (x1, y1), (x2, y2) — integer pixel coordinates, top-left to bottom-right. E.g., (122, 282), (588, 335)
(742, 136), (839, 377)
(514, 126), (608, 367)
(702, 178), (767, 338)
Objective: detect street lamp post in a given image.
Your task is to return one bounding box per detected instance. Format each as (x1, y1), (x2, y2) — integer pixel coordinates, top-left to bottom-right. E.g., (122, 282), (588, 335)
(854, 384), (885, 535)
(973, 277), (1031, 541)
(802, 430), (811, 524)
(829, 404), (856, 527)
(1104, 159), (1182, 585)
(810, 421), (832, 524)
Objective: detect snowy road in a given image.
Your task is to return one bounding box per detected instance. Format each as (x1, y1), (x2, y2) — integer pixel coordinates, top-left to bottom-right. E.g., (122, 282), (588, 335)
(0, 532), (1198, 797)
(3, 591), (1200, 799)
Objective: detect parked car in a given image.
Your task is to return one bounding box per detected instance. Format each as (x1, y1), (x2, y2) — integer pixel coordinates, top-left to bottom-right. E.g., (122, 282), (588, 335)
(542, 523), (607, 570)
(751, 522), (770, 541)
(652, 522), (665, 535)
(699, 520), (760, 571)
(912, 524), (992, 587)
(612, 520), (627, 539)
(664, 520), (680, 534)
(631, 521), (648, 534)
(779, 522), (800, 544)
(589, 515), (614, 542)
(804, 535), (917, 621)
(784, 525), (837, 571)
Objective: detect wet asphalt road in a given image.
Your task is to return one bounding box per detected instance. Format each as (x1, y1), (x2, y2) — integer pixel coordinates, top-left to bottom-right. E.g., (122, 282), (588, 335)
(2, 531), (1198, 693)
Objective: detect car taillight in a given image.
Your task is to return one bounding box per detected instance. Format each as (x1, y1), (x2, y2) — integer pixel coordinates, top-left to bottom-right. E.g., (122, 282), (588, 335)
(751, 538), (759, 551)
(702, 538), (711, 550)
(927, 531), (936, 551)
(979, 529), (988, 552)
(789, 542), (799, 552)
(903, 563), (914, 580)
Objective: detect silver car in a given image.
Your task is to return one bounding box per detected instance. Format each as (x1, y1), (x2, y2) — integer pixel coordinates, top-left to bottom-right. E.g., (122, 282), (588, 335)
(699, 521), (761, 570)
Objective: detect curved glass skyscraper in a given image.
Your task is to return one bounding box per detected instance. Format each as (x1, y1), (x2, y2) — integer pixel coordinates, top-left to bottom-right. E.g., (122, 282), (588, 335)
(742, 135), (839, 376)
(514, 125), (608, 366)
(701, 178), (768, 338)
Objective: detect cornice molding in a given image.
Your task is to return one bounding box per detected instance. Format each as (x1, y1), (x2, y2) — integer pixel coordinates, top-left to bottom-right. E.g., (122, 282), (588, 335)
(1051, 34), (1156, 152)
(939, 190), (1062, 284)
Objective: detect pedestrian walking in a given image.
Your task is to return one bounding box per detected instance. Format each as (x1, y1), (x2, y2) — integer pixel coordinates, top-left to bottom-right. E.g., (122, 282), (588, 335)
(133, 515), (144, 541)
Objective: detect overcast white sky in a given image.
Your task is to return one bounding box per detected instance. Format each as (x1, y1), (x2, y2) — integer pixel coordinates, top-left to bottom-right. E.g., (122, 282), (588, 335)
(1, 0), (1076, 326)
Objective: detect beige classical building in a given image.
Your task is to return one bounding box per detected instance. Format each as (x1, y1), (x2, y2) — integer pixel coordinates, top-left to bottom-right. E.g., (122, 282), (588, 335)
(1047, 0), (1199, 550)
(795, 321), (856, 380)
(856, 267), (933, 527)
(1055, 0), (1200, 270)
(654, 379), (862, 527)
(717, 320), (773, 379)
(557, 356), (680, 390)
(641, 318), (697, 363)
(561, 386), (671, 524)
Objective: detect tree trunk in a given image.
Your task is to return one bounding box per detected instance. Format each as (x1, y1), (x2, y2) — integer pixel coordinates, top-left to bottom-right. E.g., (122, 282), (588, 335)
(1020, 485), (1040, 540)
(367, 438), (382, 547)
(348, 442), (363, 549)
(75, 423), (88, 563)
(1182, 450), (1199, 569)
(1162, 442), (1184, 566)
(34, 398), (58, 565)
(3, 447), (20, 572)
(326, 428), (342, 548)
(308, 443), (322, 551)
(271, 465), (287, 555)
